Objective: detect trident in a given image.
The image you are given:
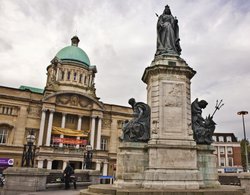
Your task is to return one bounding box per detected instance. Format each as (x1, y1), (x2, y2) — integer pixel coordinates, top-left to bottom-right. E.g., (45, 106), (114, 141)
(211, 99), (224, 118)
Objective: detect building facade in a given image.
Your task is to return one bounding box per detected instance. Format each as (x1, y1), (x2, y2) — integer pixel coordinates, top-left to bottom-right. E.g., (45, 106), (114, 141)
(212, 133), (243, 173)
(0, 36), (132, 176)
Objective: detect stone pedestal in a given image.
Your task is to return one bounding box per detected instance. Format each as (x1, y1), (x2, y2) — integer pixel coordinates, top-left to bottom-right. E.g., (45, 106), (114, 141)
(197, 145), (220, 188)
(115, 142), (148, 188)
(88, 170), (101, 184)
(238, 173), (250, 194)
(3, 167), (49, 195)
(141, 55), (202, 189)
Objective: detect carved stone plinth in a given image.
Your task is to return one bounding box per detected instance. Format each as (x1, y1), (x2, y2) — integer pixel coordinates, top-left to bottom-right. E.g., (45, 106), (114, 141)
(115, 142), (148, 188)
(141, 55), (202, 189)
(197, 145), (220, 188)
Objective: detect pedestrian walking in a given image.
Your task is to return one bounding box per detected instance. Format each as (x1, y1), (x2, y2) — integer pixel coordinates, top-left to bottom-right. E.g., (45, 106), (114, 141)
(63, 162), (74, 190)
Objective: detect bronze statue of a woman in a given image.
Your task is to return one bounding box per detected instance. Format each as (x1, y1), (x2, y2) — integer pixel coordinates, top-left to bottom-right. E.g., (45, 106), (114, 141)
(156, 5), (182, 56)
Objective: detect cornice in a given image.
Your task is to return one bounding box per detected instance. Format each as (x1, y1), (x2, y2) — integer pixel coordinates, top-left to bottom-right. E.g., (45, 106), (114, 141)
(142, 65), (196, 84)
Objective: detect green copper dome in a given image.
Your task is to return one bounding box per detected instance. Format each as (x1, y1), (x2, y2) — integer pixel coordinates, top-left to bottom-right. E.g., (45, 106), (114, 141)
(56, 36), (90, 66)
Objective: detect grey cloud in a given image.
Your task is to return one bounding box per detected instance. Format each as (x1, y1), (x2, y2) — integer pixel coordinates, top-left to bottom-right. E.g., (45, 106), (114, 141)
(0, 38), (13, 52)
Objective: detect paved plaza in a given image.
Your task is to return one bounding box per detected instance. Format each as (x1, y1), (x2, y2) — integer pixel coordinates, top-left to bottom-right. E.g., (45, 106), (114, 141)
(0, 186), (86, 195)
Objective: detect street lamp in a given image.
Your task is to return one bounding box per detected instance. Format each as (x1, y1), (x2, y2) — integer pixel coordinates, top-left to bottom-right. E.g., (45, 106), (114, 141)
(83, 144), (93, 169)
(237, 111), (249, 172)
(21, 130), (36, 167)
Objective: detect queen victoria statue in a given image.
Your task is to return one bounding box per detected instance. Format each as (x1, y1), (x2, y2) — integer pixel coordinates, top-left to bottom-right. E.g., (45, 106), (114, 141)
(156, 5), (182, 56)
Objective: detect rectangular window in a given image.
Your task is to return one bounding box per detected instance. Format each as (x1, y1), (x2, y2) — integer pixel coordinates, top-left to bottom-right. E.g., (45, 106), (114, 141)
(73, 72), (77, 81)
(0, 128), (8, 144)
(101, 138), (108, 151)
(227, 147), (233, 154)
(84, 76), (87, 85)
(226, 136), (232, 142)
(67, 71), (71, 80)
(219, 147), (225, 154)
(79, 74), (83, 83)
(220, 157), (225, 167)
(212, 136), (217, 142)
(228, 157), (233, 166)
(61, 71), (64, 80)
(219, 136), (224, 142)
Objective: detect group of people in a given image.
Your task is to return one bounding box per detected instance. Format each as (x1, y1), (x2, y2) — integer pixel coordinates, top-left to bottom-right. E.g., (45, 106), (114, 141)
(63, 162), (76, 190)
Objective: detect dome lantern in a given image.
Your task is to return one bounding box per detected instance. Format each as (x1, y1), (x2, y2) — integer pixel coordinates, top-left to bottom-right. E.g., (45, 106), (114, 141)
(71, 36), (80, 47)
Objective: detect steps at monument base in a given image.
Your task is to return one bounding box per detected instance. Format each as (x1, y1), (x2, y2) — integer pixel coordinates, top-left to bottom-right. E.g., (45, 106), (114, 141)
(80, 189), (112, 195)
(80, 184), (245, 195)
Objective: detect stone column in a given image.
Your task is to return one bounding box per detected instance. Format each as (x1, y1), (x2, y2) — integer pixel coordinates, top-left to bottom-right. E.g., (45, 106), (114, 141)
(37, 160), (43, 168)
(225, 146), (228, 166)
(217, 147), (221, 168)
(63, 161), (67, 170)
(96, 160), (101, 171)
(103, 160), (108, 176)
(47, 160), (52, 170)
(96, 117), (102, 150)
(38, 109), (46, 146)
(76, 115), (82, 149)
(90, 116), (96, 148)
(59, 113), (66, 147)
(77, 115), (82, 130)
(46, 110), (54, 146)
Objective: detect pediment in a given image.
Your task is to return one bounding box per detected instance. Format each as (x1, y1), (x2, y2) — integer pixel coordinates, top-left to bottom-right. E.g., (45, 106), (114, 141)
(43, 91), (104, 110)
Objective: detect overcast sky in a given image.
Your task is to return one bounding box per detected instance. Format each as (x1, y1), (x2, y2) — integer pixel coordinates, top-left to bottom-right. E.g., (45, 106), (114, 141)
(0, 0), (250, 139)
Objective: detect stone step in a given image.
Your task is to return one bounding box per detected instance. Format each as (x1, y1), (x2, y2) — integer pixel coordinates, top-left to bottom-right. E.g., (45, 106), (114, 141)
(80, 189), (112, 195)
(81, 184), (245, 195)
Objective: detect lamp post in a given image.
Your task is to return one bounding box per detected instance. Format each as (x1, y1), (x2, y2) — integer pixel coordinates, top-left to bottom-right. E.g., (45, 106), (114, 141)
(83, 144), (93, 169)
(21, 130), (36, 167)
(237, 111), (249, 172)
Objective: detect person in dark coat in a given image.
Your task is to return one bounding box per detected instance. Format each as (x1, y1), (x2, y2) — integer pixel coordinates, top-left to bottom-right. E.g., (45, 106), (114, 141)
(63, 162), (74, 190)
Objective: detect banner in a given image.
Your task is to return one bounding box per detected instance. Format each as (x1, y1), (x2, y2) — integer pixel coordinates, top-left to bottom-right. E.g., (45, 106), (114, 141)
(52, 126), (89, 137)
(52, 137), (88, 145)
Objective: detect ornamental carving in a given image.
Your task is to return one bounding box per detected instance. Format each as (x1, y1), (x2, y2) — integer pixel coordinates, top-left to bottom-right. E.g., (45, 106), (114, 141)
(27, 106), (41, 118)
(70, 95), (79, 106)
(102, 119), (112, 129)
(57, 95), (70, 105)
(79, 99), (91, 108)
(56, 94), (92, 108)
(164, 83), (182, 107)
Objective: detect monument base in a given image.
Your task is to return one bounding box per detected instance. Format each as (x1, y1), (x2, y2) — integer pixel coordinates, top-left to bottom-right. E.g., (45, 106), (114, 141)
(115, 142), (148, 188)
(80, 184), (244, 195)
(143, 169), (201, 189)
(197, 145), (220, 188)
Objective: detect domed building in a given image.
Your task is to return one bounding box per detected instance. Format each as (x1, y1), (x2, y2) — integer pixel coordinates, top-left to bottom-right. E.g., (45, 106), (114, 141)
(0, 36), (132, 176)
